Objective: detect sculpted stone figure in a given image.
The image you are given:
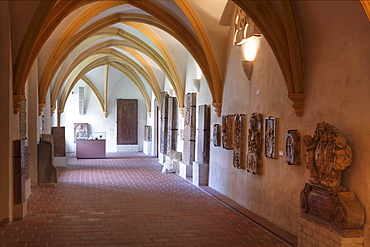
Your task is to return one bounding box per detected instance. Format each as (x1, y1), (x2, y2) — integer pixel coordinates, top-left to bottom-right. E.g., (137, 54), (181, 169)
(302, 122), (351, 188)
(300, 122), (364, 235)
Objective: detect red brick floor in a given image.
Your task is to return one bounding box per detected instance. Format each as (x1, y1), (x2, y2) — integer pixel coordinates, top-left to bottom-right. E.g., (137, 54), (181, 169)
(0, 152), (296, 247)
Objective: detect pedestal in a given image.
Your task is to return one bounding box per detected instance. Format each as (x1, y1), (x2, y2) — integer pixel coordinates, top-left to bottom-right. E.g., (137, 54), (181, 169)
(193, 162), (209, 186)
(158, 153), (166, 165)
(179, 162), (192, 179)
(143, 140), (152, 155)
(297, 217), (364, 247)
(300, 183), (364, 237)
(54, 157), (67, 167)
(13, 201), (27, 220)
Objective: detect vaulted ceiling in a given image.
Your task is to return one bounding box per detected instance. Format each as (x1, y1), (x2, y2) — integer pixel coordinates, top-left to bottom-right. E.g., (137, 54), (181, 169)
(10, 0), (369, 118)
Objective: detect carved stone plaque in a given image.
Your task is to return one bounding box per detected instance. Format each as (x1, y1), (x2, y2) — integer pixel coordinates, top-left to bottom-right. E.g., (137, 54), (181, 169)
(302, 122), (352, 187)
(167, 96), (178, 151)
(265, 117), (277, 159)
(117, 99), (138, 145)
(51, 127), (66, 157)
(144, 125), (152, 142)
(213, 124), (221, 147)
(247, 113), (262, 174)
(183, 93), (196, 165)
(300, 122), (364, 237)
(233, 114), (246, 169)
(222, 115), (234, 150)
(286, 130), (300, 165)
(160, 92), (169, 154)
(197, 105), (210, 164)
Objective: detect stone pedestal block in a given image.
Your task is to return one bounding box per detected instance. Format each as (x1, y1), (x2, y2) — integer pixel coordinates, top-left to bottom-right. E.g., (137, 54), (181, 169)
(300, 183), (364, 237)
(179, 162), (193, 179)
(13, 201), (27, 220)
(193, 162), (209, 186)
(54, 157), (67, 167)
(13, 140), (30, 219)
(297, 217), (364, 247)
(116, 145), (138, 152)
(158, 153), (166, 165)
(143, 140), (152, 155)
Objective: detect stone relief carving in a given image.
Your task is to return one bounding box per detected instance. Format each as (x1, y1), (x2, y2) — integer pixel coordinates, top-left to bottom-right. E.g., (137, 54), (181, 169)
(167, 97), (178, 151)
(300, 122), (364, 237)
(74, 123), (88, 142)
(222, 115), (234, 150)
(197, 105), (211, 164)
(247, 113), (262, 174)
(144, 125), (152, 142)
(265, 117), (277, 159)
(160, 92), (169, 154)
(302, 122), (352, 187)
(213, 124), (221, 147)
(182, 93), (196, 165)
(233, 114), (246, 169)
(285, 130), (300, 165)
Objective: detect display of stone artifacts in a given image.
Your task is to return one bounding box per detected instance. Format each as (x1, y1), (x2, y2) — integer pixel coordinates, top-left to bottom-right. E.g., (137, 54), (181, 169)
(265, 116), (277, 159)
(233, 114), (246, 169)
(74, 123), (88, 142)
(300, 122), (364, 236)
(246, 113), (263, 174)
(222, 115), (234, 150)
(213, 124), (221, 147)
(285, 130), (300, 165)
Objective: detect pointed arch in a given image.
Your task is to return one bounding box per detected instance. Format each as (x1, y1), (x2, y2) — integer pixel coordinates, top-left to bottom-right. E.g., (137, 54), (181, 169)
(58, 56), (151, 117)
(50, 47), (161, 114)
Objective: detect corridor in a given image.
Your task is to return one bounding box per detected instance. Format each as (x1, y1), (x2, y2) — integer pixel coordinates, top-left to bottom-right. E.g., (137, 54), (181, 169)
(1, 152), (296, 247)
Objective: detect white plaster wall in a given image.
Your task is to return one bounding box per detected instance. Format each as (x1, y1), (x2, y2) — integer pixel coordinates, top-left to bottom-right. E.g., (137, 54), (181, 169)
(209, 2), (370, 244)
(60, 66), (149, 153)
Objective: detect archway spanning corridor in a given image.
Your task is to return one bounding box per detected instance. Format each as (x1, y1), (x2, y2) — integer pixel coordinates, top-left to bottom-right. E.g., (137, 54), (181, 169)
(0, 152), (296, 246)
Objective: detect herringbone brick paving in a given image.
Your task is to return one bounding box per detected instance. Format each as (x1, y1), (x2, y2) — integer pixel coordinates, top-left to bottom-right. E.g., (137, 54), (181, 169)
(0, 152), (294, 247)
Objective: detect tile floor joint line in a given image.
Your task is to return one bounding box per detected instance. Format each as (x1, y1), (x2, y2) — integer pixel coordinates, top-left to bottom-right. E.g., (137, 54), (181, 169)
(197, 185), (297, 247)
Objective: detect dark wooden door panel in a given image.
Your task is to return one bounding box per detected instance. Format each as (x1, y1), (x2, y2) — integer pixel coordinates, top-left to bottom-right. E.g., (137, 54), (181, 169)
(117, 99), (138, 145)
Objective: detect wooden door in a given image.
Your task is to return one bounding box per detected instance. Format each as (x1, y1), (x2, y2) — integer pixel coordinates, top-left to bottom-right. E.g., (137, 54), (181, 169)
(117, 99), (138, 145)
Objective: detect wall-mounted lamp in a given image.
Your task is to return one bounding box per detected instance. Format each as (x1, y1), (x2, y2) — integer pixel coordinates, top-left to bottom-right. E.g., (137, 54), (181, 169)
(239, 35), (261, 80)
(241, 60), (253, 81)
